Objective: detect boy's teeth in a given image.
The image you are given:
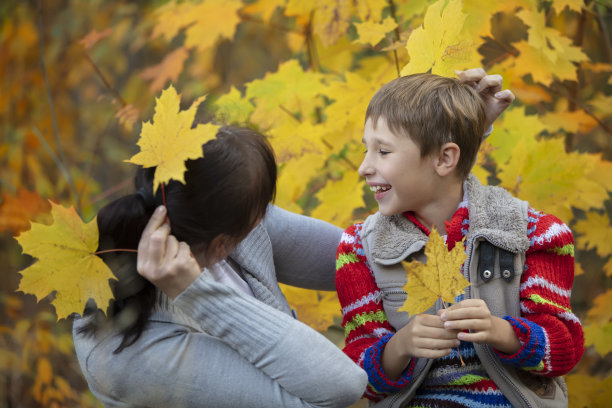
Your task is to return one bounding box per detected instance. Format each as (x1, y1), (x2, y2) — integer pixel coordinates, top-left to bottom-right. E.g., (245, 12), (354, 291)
(370, 185), (391, 192)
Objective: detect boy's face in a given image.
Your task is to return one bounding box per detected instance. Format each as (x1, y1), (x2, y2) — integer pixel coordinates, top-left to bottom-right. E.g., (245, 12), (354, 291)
(359, 117), (438, 216)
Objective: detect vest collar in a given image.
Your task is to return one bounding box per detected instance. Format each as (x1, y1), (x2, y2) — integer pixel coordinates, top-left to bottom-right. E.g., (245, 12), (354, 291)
(364, 174), (530, 265)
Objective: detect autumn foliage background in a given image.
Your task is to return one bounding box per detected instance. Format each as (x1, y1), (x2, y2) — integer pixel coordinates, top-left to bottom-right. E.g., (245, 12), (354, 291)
(1, 0), (611, 406)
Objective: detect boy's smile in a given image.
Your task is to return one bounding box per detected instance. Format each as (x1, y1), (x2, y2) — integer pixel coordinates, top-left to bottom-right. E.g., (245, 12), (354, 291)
(359, 117), (438, 217)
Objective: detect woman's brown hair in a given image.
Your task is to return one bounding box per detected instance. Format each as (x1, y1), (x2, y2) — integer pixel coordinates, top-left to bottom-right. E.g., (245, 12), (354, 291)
(79, 126), (277, 352)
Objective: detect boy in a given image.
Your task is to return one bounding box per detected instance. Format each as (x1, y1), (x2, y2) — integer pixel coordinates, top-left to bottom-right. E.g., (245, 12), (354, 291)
(336, 74), (584, 407)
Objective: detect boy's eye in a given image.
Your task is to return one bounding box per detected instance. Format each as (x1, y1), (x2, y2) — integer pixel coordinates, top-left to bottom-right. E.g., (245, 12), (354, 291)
(378, 149), (390, 155)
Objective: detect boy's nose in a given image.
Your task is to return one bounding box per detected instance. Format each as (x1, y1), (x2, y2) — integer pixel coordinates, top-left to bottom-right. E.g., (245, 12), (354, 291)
(358, 156), (373, 177)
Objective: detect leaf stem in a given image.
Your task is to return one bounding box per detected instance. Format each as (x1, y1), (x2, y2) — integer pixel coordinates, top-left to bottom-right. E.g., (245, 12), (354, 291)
(387, 0), (401, 77)
(442, 299), (465, 366)
(95, 249), (138, 255)
(305, 11), (320, 72)
(161, 182), (167, 208)
(83, 53), (127, 107)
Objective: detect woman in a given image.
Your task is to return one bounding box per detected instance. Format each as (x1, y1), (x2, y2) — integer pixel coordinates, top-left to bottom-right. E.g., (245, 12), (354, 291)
(73, 127), (367, 408)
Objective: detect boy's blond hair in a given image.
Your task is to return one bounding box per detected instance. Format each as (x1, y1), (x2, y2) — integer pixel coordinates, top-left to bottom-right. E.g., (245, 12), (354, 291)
(365, 73), (486, 179)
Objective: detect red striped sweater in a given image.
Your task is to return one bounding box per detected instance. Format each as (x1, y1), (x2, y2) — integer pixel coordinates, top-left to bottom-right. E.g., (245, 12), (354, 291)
(335, 206), (584, 404)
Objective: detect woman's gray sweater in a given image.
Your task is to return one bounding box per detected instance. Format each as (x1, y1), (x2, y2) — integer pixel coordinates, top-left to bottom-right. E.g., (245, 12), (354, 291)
(72, 205), (367, 407)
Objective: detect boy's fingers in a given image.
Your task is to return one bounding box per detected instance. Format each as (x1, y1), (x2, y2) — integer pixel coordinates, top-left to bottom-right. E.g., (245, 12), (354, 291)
(418, 314), (445, 328)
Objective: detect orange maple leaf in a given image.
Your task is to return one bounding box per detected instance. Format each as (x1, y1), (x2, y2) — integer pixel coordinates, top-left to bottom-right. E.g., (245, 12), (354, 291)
(0, 189), (51, 235)
(141, 47), (190, 93)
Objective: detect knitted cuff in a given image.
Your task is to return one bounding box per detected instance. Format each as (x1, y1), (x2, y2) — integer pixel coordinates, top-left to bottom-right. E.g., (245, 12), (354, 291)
(494, 316), (546, 368)
(363, 334), (416, 394)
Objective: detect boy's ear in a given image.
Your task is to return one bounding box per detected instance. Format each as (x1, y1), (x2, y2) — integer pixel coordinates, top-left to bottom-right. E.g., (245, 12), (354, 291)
(434, 142), (460, 177)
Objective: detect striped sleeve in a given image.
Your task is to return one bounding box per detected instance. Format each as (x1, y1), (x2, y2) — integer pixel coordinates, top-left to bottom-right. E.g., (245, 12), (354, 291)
(494, 209), (584, 376)
(336, 224), (415, 401)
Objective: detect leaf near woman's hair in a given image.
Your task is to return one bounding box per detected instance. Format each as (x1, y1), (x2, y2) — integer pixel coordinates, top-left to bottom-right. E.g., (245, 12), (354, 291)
(125, 85), (219, 192)
(15, 202), (115, 320)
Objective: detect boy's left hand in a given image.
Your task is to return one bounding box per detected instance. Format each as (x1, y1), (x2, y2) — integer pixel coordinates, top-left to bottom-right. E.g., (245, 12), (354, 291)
(438, 299), (521, 354)
(456, 68), (515, 130)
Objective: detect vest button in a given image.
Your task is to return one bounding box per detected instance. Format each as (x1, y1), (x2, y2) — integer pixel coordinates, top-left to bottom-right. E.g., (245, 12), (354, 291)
(483, 270), (492, 279)
(502, 269), (512, 279)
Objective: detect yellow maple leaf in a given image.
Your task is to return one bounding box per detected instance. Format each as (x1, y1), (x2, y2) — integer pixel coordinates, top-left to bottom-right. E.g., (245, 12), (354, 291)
(311, 171), (365, 227)
(313, 0), (352, 47)
(509, 40), (587, 85)
(354, 0), (387, 22)
(488, 107), (547, 165)
(401, 0), (482, 77)
(566, 373), (612, 408)
(497, 138), (610, 222)
(462, 0), (531, 39)
(152, 0), (242, 52)
(605, 258), (612, 278)
(268, 120), (329, 163)
(276, 152), (327, 212)
(125, 85), (219, 192)
(213, 86), (254, 125)
(551, 0), (584, 13)
(517, 9), (588, 66)
(398, 227), (470, 316)
(315, 36), (361, 73)
(241, 0), (285, 22)
(540, 110), (598, 134)
(245, 59), (325, 129)
(574, 212), (612, 259)
(15, 202), (115, 320)
(279, 284), (341, 332)
(585, 290), (612, 324)
(584, 323), (612, 356)
(353, 16), (398, 46)
(321, 71), (382, 150)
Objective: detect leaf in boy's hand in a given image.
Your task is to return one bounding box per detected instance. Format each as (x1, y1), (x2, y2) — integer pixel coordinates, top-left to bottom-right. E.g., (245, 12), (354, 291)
(398, 227), (470, 316)
(15, 202), (115, 320)
(125, 85), (219, 192)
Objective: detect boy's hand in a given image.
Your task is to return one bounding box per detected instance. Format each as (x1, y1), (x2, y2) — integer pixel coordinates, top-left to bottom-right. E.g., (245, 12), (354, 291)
(396, 314), (460, 359)
(456, 68), (515, 130)
(137, 206), (202, 299)
(439, 299), (520, 354)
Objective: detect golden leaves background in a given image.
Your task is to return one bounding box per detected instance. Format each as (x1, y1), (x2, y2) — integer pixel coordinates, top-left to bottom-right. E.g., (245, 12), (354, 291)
(1, 0), (611, 406)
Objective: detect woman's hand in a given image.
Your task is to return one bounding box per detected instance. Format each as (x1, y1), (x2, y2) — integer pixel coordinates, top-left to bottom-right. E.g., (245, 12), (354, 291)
(137, 206), (202, 299)
(439, 299), (521, 354)
(457, 68), (515, 130)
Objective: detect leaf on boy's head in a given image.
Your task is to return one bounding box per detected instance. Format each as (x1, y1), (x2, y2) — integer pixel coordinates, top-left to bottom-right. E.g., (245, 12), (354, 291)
(125, 85), (220, 192)
(398, 227), (470, 316)
(15, 201), (115, 320)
